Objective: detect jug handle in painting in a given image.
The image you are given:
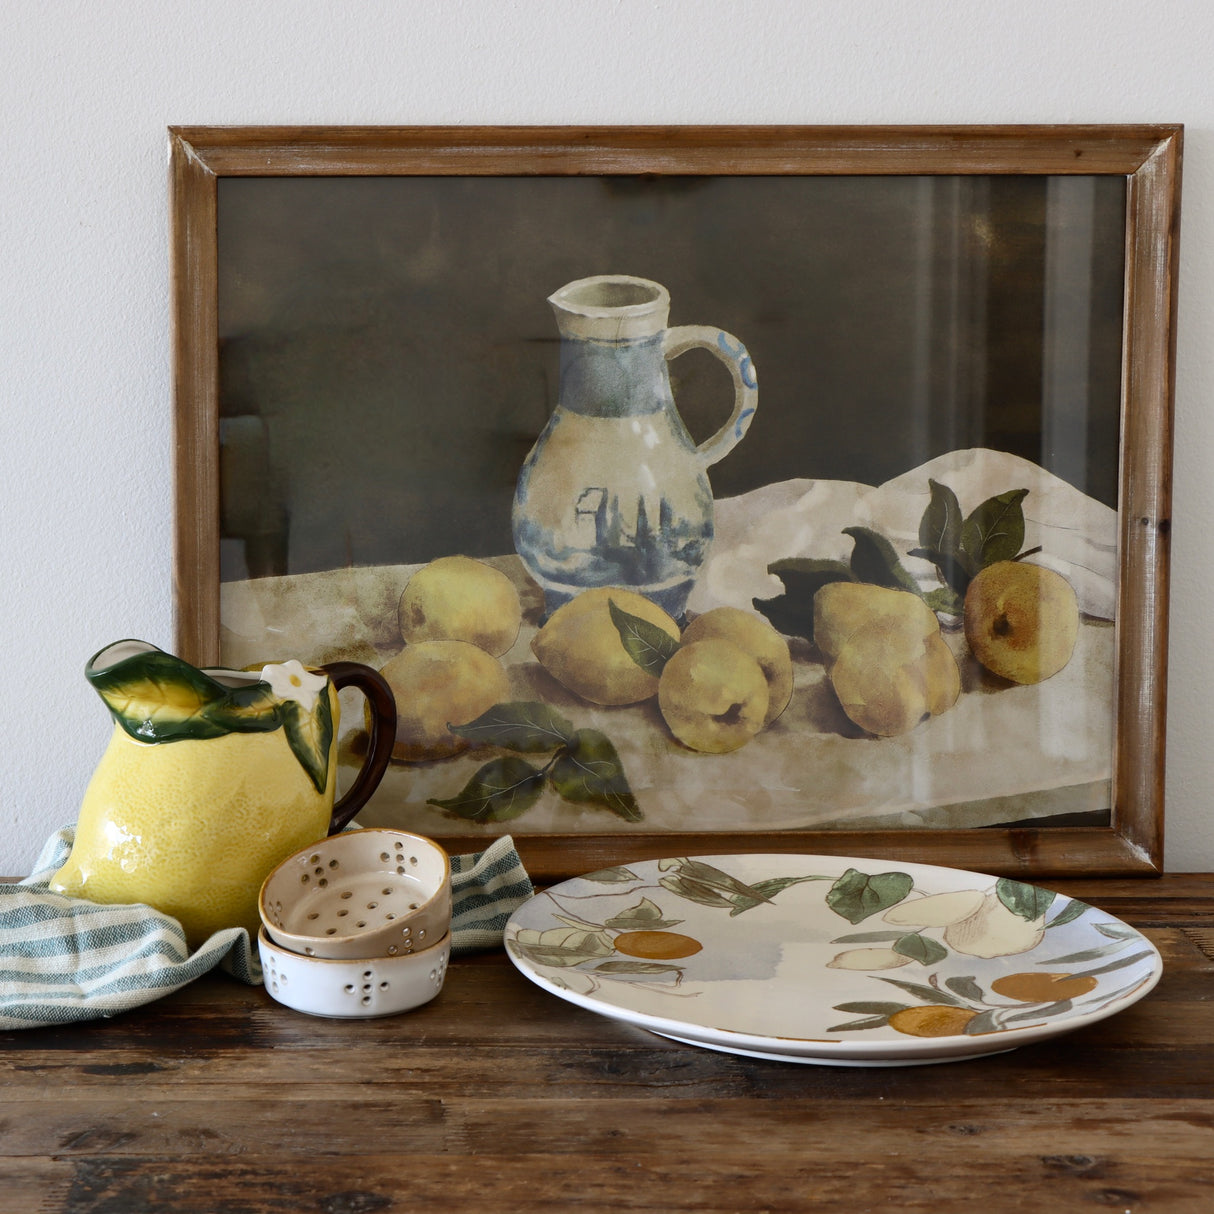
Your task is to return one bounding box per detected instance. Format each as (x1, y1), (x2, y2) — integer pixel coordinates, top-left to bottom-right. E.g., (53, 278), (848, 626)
(321, 661), (398, 834)
(662, 325), (758, 468)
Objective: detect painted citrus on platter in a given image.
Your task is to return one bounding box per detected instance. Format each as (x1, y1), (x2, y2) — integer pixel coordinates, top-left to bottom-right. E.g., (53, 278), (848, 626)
(887, 1006), (981, 1038)
(613, 931), (704, 960)
(989, 972), (1099, 1002)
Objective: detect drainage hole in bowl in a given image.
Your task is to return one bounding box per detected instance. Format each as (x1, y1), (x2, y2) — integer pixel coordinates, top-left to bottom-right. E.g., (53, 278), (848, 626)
(337, 909), (349, 918)
(379, 851), (391, 862)
(325, 928), (337, 936)
(307, 911), (319, 921)
(366, 901), (378, 909)
(341, 890), (353, 900)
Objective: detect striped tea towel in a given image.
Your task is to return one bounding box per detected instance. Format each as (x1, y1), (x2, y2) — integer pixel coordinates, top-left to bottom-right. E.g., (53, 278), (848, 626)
(0, 828), (532, 1030)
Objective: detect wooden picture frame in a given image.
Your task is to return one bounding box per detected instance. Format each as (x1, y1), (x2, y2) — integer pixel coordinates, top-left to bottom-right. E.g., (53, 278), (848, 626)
(170, 125), (1180, 880)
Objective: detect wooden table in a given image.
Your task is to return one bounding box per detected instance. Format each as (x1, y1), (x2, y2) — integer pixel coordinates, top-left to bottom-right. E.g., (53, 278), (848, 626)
(3, 875), (1212, 1213)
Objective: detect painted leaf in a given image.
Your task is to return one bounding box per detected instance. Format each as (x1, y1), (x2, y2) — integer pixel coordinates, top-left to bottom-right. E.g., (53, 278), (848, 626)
(918, 479), (963, 558)
(842, 526), (922, 594)
(593, 960), (683, 976)
(833, 930), (907, 944)
(583, 866), (641, 884)
(728, 874), (830, 916)
(608, 599), (680, 676)
(921, 583), (966, 615)
(508, 926), (613, 968)
(960, 488), (1029, 571)
(893, 933), (949, 966)
(605, 898), (683, 931)
(963, 1009), (1003, 1035)
(1039, 943), (1128, 965)
(756, 559), (855, 641)
(828, 1016), (891, 1033)
(548, 729), (642, 822)
(826, 868), (916, 925)
(945, 975), (986, 1003)
(448, 700), (575, 753)
(428, 755), (547, 822)
(832, 1001), (909, 1017)
(1074, 949), (1155, 978)
(1048, 898), (1091, 928)
(280, 693), (334, 794)
(877, 976), (968, 1008)
(1001, 998), (1073, 1024)
(997, 878), (1055, 922)
(658, 858), (776, 911)
(657, 875), (736, 909)
(1094, 921), (1141, 941)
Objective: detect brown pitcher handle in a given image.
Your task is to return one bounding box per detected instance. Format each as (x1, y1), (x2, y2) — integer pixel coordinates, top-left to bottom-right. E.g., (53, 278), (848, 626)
(321, 661), (398, 834)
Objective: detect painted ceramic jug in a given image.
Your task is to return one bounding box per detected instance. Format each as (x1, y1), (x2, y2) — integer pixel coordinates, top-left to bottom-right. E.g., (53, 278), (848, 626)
(512, 274), (757, 619)
(50, 640), (397, 946)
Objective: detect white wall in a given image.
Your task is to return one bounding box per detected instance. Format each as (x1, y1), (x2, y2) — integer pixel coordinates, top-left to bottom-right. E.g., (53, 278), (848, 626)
(4, 0), (1212, 874)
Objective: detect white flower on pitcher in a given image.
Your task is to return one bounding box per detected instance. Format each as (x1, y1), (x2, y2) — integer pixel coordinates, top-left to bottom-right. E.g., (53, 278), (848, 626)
(259, 659), (327, 712)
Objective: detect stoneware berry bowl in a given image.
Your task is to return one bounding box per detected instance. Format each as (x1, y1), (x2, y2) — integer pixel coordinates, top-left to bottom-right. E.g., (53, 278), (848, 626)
(259, 828), (451, 960)
(258, 926), (450, 1019)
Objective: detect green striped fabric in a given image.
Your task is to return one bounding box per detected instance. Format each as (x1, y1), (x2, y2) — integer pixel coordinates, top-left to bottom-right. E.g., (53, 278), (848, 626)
(0, 828), (532, 1030)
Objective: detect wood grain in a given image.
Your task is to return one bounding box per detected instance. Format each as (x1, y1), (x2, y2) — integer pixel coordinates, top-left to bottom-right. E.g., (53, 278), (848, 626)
(1, 875), (1211, 1212)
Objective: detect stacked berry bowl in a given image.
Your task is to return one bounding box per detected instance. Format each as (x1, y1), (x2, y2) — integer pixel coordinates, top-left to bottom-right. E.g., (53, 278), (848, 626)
(257, 829), (452, 1018)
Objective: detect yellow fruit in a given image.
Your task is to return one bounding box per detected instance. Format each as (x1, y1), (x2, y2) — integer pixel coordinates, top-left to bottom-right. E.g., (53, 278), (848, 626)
(613, 931), (703, 960)
(658, 638), (769, 753)
(989, 972), (1099, 1003)
(821, 589), (960, 736)
(814, 582), (939, 665)
(398, 555), (522, 657)
(963, 560), (1079, 684)
(681, 606), (794, 726)
(943, 892), (1045, 958)
(531, 586), (680, 706)
(380, 639), (511, 761)
(882, 889), (985, 928)
(888, 1005), (980, 1038)
(50, 685), (340, 948)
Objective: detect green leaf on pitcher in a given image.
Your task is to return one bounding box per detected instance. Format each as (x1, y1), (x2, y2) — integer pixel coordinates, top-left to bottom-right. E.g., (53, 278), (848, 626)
(609, 599), (680, 676)
(280, 691), (334, 795)
(87, 648), (235, 743)
(448, 701), (576, 753)
(201, 682), (284, 734)
(549, 729), (643, 822)
(429, 755), (548, 823)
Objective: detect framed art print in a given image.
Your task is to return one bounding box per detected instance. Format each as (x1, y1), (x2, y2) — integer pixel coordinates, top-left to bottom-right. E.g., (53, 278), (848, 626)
(171, 125), (1180, 879)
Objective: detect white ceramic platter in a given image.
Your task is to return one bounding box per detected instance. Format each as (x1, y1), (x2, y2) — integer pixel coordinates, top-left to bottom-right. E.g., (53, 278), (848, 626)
(505, 854), (1162, 1066)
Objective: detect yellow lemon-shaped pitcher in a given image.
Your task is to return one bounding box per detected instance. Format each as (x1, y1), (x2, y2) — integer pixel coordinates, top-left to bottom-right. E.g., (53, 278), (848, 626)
(50, 641), (396, 947)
